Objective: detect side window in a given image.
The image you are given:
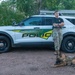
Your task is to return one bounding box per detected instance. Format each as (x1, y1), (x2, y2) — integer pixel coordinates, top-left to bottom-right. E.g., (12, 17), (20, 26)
(24, 17), (42, 26)
(66, 18), (75, 25)
(42, 17), (53, 25)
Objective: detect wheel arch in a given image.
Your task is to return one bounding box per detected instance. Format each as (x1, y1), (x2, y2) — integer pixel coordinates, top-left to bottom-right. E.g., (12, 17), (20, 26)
(63, 32), (75, 39)
(61, 32), (75, 53)
(0, 31), (14, 47)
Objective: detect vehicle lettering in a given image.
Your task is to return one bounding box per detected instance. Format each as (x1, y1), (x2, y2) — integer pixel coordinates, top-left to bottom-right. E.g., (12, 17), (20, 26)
(22, 32), (52, 38)
(22, 33), (38, 37)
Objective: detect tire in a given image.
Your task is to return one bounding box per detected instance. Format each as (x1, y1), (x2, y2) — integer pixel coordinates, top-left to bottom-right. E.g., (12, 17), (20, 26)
(61, 36), (75, 53)
(0, 36), (10, 53)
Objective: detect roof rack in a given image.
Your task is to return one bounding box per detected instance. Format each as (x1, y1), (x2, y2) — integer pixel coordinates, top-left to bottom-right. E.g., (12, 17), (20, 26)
(40, 10), (63, 16)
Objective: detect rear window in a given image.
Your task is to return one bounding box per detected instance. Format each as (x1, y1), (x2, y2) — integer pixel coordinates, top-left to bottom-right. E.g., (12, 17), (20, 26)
(42, 17), (53, 25)
(66, 18), (75, 25)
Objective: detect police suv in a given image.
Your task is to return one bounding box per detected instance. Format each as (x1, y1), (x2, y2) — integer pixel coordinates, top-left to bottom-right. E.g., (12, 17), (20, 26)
(0, 15), (75, 53)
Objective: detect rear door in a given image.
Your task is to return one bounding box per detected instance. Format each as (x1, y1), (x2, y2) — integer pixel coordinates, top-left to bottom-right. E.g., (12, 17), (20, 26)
(39, 17), (53, 42)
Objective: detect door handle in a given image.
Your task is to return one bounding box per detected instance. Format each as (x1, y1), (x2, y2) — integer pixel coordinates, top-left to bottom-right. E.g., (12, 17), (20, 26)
(63, 26), (66, 28)
(34, 27), (40, 30)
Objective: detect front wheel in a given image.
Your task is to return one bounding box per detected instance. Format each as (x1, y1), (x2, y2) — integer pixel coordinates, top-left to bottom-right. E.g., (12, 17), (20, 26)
(61, 36), (75, 53)
(0, 36), (10, 53)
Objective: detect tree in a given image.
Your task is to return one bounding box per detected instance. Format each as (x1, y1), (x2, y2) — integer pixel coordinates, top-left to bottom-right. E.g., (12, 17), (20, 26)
(16, 0), (35, 16)
(1, 0), (75, 26)
(0, 1), (25, 25)
(61, 0), (75, 9)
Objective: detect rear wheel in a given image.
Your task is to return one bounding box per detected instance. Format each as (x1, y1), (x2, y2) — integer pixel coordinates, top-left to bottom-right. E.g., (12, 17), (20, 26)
(0, 36), (10, 53)
(61, 36), (75, 53)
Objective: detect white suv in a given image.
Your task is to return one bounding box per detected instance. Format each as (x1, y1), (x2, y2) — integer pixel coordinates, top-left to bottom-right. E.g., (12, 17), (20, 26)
(0, 15), (75, 53)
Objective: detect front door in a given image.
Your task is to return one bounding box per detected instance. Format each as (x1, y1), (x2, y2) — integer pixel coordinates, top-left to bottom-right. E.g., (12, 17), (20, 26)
(14, 17), (53, 44)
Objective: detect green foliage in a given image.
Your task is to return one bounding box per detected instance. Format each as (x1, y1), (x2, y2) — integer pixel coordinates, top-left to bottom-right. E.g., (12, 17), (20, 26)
(0, 0), (75, 26)
(0, 1), (25, 25)
(16, 0), (75, 14)
(61, 0), (75, 9)
(16, 0), (35, 16)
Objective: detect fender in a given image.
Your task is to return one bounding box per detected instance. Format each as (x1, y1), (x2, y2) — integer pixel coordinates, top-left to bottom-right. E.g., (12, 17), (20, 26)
(0, 31), (14, 46)
(63, 32), (75, 38)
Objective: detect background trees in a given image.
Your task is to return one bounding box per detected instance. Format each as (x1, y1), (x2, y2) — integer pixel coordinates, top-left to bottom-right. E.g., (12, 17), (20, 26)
(0, 0), (25, 25)
(0, 0), (75, 25)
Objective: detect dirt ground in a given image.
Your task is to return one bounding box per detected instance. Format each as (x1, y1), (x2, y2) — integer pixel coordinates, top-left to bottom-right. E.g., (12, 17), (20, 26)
(0, 48), (75, 75)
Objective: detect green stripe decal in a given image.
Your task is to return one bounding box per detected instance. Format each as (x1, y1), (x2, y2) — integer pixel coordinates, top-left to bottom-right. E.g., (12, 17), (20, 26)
(9, 29), (53, 40)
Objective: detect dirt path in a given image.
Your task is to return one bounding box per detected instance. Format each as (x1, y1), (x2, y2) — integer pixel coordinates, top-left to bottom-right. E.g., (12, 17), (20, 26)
(0, 48), (75, 75)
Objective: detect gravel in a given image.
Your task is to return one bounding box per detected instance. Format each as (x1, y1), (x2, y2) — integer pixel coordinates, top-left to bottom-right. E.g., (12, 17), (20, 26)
(0, 48), (75, 75)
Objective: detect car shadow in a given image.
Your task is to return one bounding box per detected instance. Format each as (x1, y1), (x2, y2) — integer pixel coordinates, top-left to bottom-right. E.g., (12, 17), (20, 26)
(11, 47), (54, 53)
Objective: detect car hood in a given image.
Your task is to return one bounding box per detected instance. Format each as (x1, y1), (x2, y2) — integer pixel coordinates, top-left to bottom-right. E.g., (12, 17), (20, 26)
(0, 26), (15, 30)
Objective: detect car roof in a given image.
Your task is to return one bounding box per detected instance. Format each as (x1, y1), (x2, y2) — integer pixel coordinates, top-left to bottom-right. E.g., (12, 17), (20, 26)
(32, 15), (75, 19)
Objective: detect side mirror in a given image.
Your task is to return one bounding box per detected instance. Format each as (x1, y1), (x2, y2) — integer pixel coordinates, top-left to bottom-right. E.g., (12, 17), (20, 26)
(12, 19), (17, 26)
(19, 22), (24, 26)
(12, 21), (17, 26)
